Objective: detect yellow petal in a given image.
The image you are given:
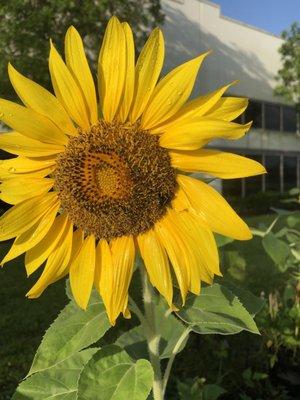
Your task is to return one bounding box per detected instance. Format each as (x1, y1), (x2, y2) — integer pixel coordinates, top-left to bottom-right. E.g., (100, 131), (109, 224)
(96, 236), (135, 326)
(98, 16), (126, 122)
(129, 28), (164, 123)
(69, 229), (84, 266)
(165, 209), (211, 293)
(8, 64), (77, 136)
(137, 229), (173, 307)
(177, 210), (220, 277)
(25, 214), (68, 276)
(70, 234), (96, 310)
(0, 192), (57, 241)
(0, 131), (64, 157)
(151, 82), (235, 134)
(65, 26), (98, 125)
(205, 97), (248, 121)
(177, 174), (252, 240)
(170, 149), (266, 178)
(42, 220), (73, 286)
(0, 99), (68, 145)
(160, 119), (252, 150)
(0, 177), (54, 204)
(94, 239), (112, 304)
(155, 211), (190, 303)
(0, 156), (55, 180)
(118, 22), (135, 123)
(140, 52), (209, 130)
(53, 227), (84, 284)
(27, 219), (73, 298)
(110, 236), (135, 325)
(49, 42), (90, 130)
(1, 201), (59, 265)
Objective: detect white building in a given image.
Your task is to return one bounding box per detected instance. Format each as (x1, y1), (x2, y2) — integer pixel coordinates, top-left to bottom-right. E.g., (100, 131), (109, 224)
(162, 0), (300, 195)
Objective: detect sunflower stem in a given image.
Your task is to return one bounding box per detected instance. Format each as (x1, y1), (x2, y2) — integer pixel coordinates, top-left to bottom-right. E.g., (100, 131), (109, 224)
(141, 268), (164, 400)
(162, 327), (191, 395)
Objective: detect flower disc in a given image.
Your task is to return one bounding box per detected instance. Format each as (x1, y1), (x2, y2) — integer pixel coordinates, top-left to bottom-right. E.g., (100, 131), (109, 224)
(55, 121), (177, 239)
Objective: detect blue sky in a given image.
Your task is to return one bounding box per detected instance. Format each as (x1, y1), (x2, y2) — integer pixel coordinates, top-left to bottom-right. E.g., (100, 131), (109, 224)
(215, 0), (299, 36)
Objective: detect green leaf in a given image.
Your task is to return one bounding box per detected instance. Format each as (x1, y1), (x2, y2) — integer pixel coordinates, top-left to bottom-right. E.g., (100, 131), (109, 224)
(287, 212), (300, 228)
(218, 279), (265, 316)
(176, 284), (260, 335)
(224, 250), (246, 282)
(13, 349), (97, 400)
(270, 207), (291, 216)
(262, 232), (291, 267)
(155, 298), (189, 359)
(77, 345), (154, 400)
(202, 384), (227, 400)
(115, 326), (148, 360)
(29, 289), (110, 376)
(215, 234), (234, 248)
(118, 297), (188, 360)
(289, 188), (300, 196)
(177, 378), (226, 400)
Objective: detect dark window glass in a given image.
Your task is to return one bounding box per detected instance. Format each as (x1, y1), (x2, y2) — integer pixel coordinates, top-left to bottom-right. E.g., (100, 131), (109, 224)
(265, 155), (280, 191)
(284, 156), (297, 190)
(282, 106), (297, 132)
(245, 155), (263, 195)
(245, 100), (262, 128)
(265, 103), (280, 131)
(222, 180), (242, 197)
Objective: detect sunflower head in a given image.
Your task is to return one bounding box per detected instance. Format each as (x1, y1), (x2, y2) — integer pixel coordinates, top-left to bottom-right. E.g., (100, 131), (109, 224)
(0, 16), (265, 325)
(54, 120), (177, 239)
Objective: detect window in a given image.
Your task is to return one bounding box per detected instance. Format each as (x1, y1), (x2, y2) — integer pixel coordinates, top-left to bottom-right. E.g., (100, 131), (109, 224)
(265, 155), (280, 191)
(245, 100), (262, 128)
(245, 155), (263, 195)
(284, 156), (297, 190)
(282, 106), (297, 132)
(265, 103), (280, 131)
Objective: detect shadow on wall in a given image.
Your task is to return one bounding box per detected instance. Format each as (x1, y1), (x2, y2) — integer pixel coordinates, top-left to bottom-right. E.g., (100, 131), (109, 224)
(161, 3), (275, 101)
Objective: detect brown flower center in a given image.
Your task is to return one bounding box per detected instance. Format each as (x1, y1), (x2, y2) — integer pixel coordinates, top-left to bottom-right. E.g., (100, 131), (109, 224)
(54, 121), (177, 239)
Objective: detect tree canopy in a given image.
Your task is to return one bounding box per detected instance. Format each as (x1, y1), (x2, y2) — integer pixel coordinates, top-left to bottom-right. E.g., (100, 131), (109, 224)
(275, 22), (300, 127)
(0, 0), (163, 99)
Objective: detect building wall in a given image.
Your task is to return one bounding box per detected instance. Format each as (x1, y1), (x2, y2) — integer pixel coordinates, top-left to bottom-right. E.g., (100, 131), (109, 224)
(161, 0), (300, 193)
(161, 0), (283, 102)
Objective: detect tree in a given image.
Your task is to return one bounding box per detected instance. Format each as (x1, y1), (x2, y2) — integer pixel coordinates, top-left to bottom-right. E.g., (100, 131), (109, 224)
(275, 22), (300, 131)
(0, 0), (164, 100)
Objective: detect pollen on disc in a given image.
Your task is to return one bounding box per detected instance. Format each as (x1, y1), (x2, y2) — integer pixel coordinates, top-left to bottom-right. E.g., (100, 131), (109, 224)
(55, 121), (177, 240)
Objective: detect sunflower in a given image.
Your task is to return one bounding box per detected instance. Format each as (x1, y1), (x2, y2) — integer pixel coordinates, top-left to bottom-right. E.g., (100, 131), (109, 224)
(0, 17), (265, 325)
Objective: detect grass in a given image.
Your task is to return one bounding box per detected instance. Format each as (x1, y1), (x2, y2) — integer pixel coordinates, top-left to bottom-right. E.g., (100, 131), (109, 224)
(0, 242), (67, 399)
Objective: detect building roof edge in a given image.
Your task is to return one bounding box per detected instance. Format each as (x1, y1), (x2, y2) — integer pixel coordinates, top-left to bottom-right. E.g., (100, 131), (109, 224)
(195, 0), (282, 40)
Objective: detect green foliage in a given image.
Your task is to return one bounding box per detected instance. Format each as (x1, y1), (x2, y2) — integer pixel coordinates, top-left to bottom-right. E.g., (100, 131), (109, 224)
(29, 288), (110, 375)
(170, 207), (299, 400)
(177, 378), (226, 400)
(228, 191), (299, 217)
(176, 284), (260, 335)
(77, 345), (153, 400)
(12, 269), (261, 399)
(262, 232), (291, 271)
(274, 22), (300, 120)
(12, 349), (97, 400)
(0, 0), (164, 100)
(116, 297), (189, 360)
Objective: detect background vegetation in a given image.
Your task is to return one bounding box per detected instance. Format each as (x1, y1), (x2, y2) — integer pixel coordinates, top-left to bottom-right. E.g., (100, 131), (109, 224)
(0, 0), (163, 100)
(275, 21), (300, 129)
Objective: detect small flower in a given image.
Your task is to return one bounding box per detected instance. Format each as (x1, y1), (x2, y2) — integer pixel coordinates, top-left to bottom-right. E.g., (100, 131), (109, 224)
(0, 17), (265, 325)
